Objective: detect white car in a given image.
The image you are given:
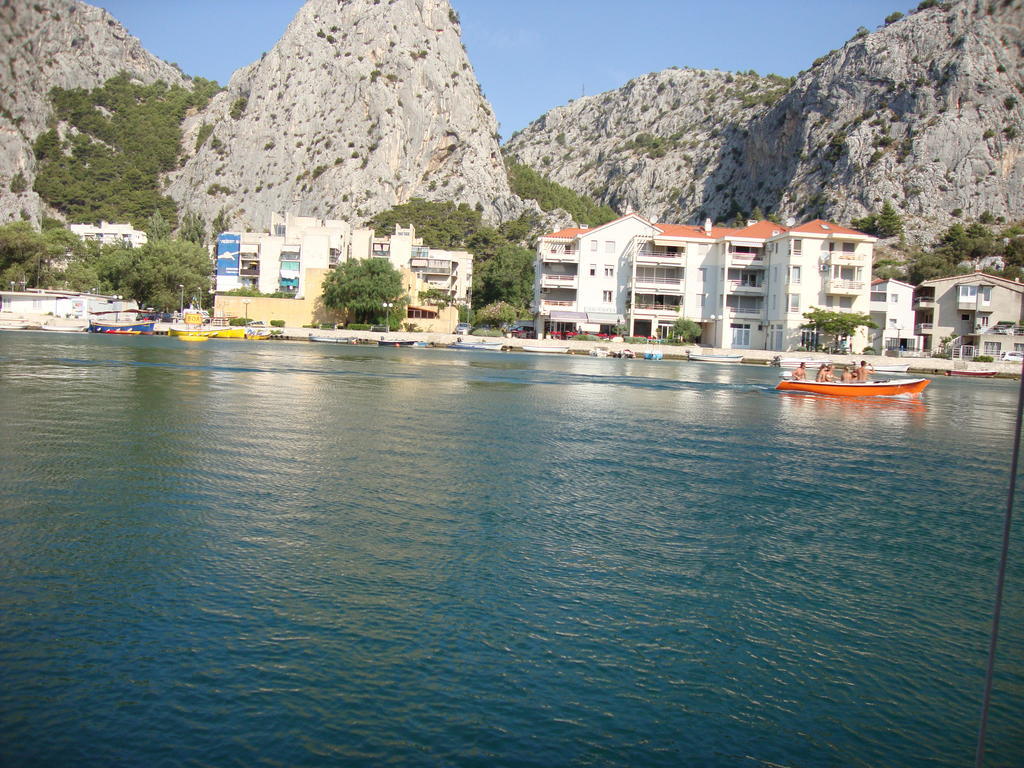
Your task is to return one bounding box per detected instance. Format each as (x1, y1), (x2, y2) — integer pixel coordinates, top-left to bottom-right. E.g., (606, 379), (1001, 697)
(998, 351), (1024, 362)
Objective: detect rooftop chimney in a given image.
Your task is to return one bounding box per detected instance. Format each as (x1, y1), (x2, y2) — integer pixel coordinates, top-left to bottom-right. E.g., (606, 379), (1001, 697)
(704, 218), (712, 235)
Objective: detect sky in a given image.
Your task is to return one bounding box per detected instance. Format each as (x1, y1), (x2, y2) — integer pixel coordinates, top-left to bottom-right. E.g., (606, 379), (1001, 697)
(95, 0), (908, 138)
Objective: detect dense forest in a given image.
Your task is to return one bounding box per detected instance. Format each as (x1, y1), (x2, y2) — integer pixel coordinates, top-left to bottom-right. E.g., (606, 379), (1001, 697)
(32, 73), (221, 230)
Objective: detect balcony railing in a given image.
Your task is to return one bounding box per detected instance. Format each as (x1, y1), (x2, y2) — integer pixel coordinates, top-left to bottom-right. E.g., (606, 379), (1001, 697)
(826, 279), (865, 294)
(632, 303), (683, 314)
(540, 299), (575, 308)
(728, 280), (764, 291)
(239, 268), (260, 277)
(915, 323), (933, 334)
(411, 258), (454, 273)
(634, 276), (683, 286)
(635, 249), (684, 262)
(728, 250), (764, 263)
(726, 306), (764, 317)
(829, 251), (863, 262)
(913, 297), (935, 307)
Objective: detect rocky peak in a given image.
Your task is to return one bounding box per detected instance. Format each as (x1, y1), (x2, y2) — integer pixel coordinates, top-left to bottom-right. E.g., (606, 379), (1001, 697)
(167, 0), (520, 230)
(0, 0), (188, 223)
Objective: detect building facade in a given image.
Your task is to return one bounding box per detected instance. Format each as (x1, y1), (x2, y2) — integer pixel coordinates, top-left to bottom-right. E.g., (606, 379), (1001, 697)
(914, 272), (1024, 357)
(69, 221), (148, 248)
(869, 279), (920, 353)
(534, 215), (876, 351)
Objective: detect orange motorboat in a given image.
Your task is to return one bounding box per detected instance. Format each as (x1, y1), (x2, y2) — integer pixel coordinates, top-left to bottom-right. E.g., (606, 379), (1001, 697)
(776, 378), (930, 397)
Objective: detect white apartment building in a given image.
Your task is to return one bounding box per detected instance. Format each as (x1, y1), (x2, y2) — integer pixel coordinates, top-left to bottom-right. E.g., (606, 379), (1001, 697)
(354, 224), (473, 305)
(869, 279), (920, 352)
(534, 215), (876, 351)
(69, 221), (148, 248)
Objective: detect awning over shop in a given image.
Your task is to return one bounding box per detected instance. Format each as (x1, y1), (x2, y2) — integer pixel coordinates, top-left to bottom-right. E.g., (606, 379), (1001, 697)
(587, 312), (622, 324)
(548, 311), (588, 322)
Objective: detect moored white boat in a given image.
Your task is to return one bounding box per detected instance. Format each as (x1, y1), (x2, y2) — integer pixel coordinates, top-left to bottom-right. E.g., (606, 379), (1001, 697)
(589, 347), (610, 357)
(873, 363), (911, 374)
(688, 352), (743, 363)
(521, 345), (568, 353)
(449, 340), (504, 350)
(772, 356), (830, 369)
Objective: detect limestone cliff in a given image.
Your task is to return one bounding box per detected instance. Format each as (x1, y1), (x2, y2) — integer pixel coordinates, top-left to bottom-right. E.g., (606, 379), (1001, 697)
(166, 0), (520, 230)
(506, 0), (1024, 241)
(0, 0), (187, 223)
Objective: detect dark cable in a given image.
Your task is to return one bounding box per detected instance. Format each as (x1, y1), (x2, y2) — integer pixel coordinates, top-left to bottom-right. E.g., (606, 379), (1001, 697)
(974, 358), (1024, 766)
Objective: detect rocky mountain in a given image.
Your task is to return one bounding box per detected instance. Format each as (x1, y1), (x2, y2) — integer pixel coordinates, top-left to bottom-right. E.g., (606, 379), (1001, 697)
(505, 0), (1024, 242)
(166, 0), (520, 231)
(0, 0), (188, 223)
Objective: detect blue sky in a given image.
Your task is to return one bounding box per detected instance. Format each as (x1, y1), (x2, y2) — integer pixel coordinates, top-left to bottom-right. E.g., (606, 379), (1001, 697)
(95, 0), (908, 138)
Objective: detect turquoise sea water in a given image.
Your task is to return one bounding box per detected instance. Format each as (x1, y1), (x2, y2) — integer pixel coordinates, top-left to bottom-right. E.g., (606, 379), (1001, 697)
(1, 332), (1022, 767)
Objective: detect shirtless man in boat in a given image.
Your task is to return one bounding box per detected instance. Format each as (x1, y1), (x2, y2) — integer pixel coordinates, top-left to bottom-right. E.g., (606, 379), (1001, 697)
(855, 360), (873, 381)
(840, 366), (855, 382)
(791, 362), (808, 381)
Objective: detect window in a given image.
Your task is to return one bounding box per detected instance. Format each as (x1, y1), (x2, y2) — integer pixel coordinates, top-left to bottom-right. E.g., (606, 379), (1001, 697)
(698, 267), (707, 283)
(1015, 343), (1024, 352)
(891, 293), (899, 303)
(604, 265), (614, 277)
(889, 318), (897, 327)
(602, 290), (613, 303)
(589, 264), (596, 276)
(789, 266), (801, 284)
(792, 239), (802, 255)
(605, 241), (615, 254)
(984, 341), (1002, 354)
(979, 315), (990, 328)
(590, 240), (598, 252)
(980, 286), (992, 305)
(698, 294), (706, 309)
(788, 294), (800, 312)
(959, 285), (978, 299)
(843, 242), (855, 253)
(870, 291), (886, 302)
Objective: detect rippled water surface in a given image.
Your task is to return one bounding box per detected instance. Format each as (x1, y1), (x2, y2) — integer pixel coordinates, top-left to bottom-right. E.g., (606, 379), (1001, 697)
(1, 332), (1022, 767)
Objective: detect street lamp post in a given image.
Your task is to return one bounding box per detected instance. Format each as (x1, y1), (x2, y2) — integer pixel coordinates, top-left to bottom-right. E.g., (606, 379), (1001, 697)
(178, 284), (184, 317)
(242, 298), (251, 325)
(382, 301), (393, 331)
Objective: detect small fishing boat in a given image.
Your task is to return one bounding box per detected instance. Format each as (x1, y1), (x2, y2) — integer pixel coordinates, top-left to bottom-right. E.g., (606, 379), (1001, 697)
(776, 378), (930, 397)
(945, 369), (998, 378)
(644, 350), (664, 360)
(589, 347), (610, 358)
(449, 340), (504, 351)
(379, 339), (416, 347)
(309, 335), (356, 343)
(87, 310), (156, 334)
(873, 363), (911, 374)
(521, 345), (568, 354)
(689, 352), (743, 363)
(176, 333), (210, 342)
(0, 320), (30, 330)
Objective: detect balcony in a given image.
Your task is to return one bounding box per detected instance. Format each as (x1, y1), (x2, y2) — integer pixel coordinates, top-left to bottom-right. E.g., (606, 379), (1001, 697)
(727, 249), (765, 265)
(913, 296), (935, 308)
(542, 246), (579, 263)
(635, 249), (684, 265)
(633, 276), (683, 293)
(915, 322), (933, 334)
(826, 279), (865, 296)
(632, 303), (683, 317)
(726, 306), (764, 318)
(411, 258), (454, 274)
(239, 268), (260, 277)
(727, 280), (764, 294)
(828, 249), (863, 263)
(540, 299), (576, 309)
(540, 273), (578, 289)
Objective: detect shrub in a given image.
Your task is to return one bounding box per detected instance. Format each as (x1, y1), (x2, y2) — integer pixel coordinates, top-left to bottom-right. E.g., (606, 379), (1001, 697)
(347, 323), (371, 330)
(861, 347), (876, 354)
(403, 322), (421, 332)
(624, 336), (648, 343)
(471, 328), (503, 337)
(230, 97), (248, 119)
(228, 317), (248, 326)
(573, 334), (599, 341)
(270, 319), (285, 327)
(974, 355), (995, 362)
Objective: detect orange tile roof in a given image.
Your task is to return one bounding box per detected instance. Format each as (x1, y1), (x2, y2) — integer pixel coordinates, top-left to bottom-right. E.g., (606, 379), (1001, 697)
(730, 220), (789, 239)
(542, 227), (589, 239)
(788, 219), (868, 237)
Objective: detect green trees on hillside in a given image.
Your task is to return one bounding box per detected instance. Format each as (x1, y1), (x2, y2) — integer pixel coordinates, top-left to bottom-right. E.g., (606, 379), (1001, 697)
(31, 73), (221, 228)
(852, 201), (903, 238)
(504, 156), (617, 227)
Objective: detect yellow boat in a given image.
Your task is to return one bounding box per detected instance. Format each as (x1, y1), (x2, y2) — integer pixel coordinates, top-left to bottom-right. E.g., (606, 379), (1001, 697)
(177, 333), (210, 342)
(168, 310), (246, 339)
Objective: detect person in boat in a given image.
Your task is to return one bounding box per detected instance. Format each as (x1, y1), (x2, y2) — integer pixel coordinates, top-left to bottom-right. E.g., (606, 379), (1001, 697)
(840, 366), (854, 383)
(816, 363), (834, 382)
(856, 360), (873, 381)
(791, 362), (808, 381)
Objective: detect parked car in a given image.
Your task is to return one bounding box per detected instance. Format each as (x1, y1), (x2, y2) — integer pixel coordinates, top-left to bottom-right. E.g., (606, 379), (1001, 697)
(454, 322), (472, 334)
(999, 351), (1024, 362)
(509, 324), (535, 339)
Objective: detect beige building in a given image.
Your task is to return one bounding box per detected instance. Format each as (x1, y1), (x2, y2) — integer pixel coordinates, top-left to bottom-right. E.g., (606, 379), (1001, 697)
(914, 272), (1024, 357)
(69, 220), (148, 248)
